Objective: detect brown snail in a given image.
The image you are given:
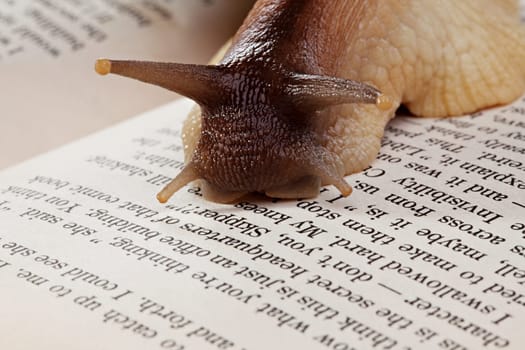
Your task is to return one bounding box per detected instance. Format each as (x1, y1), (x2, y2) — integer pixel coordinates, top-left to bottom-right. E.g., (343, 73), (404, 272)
(96, 0), (525, 203)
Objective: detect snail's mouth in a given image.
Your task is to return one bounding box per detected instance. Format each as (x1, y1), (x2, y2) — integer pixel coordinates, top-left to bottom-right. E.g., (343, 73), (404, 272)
(195, 173), (325, 204)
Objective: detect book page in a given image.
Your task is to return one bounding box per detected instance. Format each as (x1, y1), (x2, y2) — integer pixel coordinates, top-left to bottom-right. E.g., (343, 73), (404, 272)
(0, 0), (254, 169)
(0, 91), (523, 349)
(0, 0), (254, 63)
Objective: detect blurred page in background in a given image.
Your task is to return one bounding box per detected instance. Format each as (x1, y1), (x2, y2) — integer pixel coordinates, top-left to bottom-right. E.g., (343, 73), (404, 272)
(0, 0), (254, 168)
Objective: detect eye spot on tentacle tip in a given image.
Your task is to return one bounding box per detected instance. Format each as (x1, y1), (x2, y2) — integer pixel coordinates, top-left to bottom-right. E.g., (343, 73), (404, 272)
(376, 94), (393, 111)
(94, 59), (111, 75)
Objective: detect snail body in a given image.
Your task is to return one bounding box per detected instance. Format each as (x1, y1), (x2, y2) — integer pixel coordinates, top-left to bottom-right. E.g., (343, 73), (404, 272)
(96, 0), (525, 203)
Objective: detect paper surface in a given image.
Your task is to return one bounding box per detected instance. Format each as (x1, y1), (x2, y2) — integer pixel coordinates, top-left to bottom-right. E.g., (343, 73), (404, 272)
(1, 93), (524, 349)
(0, 0), (254, 169)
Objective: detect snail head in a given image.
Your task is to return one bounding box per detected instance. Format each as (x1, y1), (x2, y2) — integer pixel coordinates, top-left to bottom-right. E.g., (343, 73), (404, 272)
(95, 59), (390, 203)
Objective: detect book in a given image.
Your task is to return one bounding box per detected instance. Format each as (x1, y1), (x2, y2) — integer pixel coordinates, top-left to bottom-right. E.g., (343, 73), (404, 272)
(1, 1), (524, 349)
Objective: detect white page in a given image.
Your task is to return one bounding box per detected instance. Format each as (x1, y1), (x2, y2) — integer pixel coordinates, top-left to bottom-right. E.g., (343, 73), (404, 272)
(0, 0), (254, 169)
(0, 91), (524, 349)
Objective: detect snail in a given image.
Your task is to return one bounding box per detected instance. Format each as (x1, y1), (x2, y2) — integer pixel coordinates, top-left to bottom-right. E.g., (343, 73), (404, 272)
(95, 0), (525, 203)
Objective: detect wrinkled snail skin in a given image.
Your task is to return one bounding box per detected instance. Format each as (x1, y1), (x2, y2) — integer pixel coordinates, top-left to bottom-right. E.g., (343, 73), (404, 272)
(96, 0), (525, 203)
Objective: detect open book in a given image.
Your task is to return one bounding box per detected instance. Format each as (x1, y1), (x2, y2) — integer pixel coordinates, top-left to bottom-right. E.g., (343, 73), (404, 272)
(1, 1), (524, 350)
